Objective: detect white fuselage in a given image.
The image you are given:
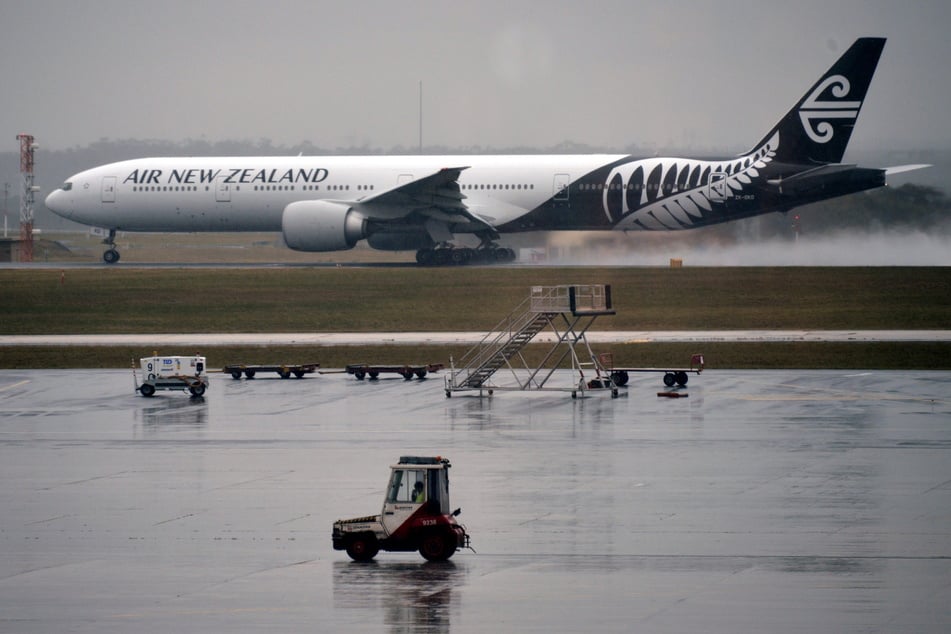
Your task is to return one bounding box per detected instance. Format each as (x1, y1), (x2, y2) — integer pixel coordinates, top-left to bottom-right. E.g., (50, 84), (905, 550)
(45, 155), (624, 233)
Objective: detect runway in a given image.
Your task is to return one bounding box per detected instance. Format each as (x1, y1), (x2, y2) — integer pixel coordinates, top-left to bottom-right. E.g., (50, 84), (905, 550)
(2, 330), (950, 346)
(1, 368), (949, 632)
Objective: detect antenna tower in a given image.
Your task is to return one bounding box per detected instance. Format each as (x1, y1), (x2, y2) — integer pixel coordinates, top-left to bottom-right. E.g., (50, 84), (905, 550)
(2, 182), (9, 238)
(16, 133), (37, 262)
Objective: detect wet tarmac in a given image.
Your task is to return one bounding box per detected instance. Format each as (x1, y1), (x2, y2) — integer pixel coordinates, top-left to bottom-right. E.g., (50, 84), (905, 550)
(2, 329), (950, 346)
(1, 368), (949, 633)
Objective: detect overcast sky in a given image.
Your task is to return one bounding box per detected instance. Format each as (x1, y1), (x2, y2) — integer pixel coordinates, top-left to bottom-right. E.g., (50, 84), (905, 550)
(2, 0), (949, 153)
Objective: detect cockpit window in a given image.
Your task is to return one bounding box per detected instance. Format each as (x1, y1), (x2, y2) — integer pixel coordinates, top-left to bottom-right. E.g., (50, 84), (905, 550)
(62, 182), (73, 191)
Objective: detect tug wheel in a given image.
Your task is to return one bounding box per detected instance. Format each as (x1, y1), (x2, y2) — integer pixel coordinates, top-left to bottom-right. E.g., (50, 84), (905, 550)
(189, 384), (206, 397)
(419, 530), (455, 562)
(345, 535), (379, 562)
(139, 384), (155, 397)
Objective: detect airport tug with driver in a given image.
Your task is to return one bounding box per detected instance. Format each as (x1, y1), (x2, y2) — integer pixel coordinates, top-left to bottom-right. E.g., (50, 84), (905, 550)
(333, 456), (471, 562)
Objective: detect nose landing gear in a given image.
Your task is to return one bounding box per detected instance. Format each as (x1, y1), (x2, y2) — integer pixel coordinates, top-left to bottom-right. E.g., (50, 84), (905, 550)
(101, 229), (120, 264)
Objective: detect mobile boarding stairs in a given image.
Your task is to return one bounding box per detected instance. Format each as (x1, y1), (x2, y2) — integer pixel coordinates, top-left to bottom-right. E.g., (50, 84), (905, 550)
(445, 284), (621, 398)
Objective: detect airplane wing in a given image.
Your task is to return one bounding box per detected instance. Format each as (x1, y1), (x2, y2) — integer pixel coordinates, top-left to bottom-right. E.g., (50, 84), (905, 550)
(348, 166), (491, 228)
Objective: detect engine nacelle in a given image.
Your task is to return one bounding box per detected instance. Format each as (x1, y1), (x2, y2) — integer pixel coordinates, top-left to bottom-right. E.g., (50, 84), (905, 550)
(282, 200), (367, 252)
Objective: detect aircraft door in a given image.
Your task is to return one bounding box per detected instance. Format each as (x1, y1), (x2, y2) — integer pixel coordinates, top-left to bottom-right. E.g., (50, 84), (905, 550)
(101, 176), (117, 203)
(553, 173), (571, 203)
(215, 176), (231, 203)
(709, 172), (728, 202)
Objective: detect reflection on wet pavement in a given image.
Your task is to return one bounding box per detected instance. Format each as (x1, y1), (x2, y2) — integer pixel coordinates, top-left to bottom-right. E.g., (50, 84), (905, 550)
(0, 369), (948, 632)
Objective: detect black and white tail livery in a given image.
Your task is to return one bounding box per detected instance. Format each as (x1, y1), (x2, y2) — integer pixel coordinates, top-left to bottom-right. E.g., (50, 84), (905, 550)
(47, 37), (928, 265)
(761, 37), (884, 166)
(502, 38), (895, 234)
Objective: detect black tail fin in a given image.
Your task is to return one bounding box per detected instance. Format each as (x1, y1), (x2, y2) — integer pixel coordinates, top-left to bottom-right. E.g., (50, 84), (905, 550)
(749, 38), (886, 165)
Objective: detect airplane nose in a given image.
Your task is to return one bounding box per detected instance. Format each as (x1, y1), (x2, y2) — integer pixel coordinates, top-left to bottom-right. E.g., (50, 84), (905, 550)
(45, 189), (69, 217)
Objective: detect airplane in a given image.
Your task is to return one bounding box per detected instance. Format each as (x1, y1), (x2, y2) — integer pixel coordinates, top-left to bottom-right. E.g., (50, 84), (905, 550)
(45, 37), (927, 265)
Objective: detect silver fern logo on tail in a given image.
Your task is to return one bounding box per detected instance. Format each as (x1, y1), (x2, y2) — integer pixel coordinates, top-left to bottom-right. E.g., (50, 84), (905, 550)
(798, 75), (862, 144)
(605, 132), (778, 230)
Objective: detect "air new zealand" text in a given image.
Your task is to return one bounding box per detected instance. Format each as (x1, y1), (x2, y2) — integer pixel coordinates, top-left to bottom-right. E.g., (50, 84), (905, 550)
(123, 168), (330, 185)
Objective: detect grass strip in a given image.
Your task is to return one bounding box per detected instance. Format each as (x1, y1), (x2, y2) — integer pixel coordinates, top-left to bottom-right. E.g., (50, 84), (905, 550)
(2, 267), (949, 334)
(3, 266), (949, 369)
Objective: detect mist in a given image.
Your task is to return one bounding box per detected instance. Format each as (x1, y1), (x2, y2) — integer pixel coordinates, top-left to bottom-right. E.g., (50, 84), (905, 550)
(534, 229), (951, 267)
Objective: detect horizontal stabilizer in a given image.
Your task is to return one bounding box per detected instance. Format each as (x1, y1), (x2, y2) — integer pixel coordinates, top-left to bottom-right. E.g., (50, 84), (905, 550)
(884, 164), (932, 176)
(767, 163), (885, 196)
(767, 164), (857, 191)
(768, 164), (857, 185)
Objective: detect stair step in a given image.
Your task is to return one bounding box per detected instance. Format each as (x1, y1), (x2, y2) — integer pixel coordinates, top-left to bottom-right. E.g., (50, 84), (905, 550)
(455, 312), (557, 387)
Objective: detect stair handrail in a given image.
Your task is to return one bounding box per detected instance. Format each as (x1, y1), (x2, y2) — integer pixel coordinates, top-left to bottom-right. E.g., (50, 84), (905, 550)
(451, 286), (566, 386)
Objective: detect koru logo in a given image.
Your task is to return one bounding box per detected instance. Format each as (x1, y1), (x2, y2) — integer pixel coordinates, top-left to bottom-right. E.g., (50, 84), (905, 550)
(798, 75), (861, 144)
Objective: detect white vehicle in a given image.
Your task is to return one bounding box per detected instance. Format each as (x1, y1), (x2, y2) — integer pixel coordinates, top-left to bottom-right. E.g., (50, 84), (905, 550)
(136, 355), (208, 397)
(44, 39), (927, 266)
(333, 456), (470, 562)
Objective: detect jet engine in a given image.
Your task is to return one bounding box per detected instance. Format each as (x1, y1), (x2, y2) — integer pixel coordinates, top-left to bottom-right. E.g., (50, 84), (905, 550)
(281, 201), (368, 252)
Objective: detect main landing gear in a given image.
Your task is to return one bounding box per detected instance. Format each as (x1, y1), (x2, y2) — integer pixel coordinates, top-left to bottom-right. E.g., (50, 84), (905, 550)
(415, 243), (517, 266)
(101, 229), (120, 264)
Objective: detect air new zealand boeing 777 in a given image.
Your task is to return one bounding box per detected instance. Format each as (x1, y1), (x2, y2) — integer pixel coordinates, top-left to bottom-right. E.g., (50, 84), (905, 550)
(46, 37), (926, 264)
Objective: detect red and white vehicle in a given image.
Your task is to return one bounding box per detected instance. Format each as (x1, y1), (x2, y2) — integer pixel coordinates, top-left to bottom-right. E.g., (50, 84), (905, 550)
(332, 456), (470, 562)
